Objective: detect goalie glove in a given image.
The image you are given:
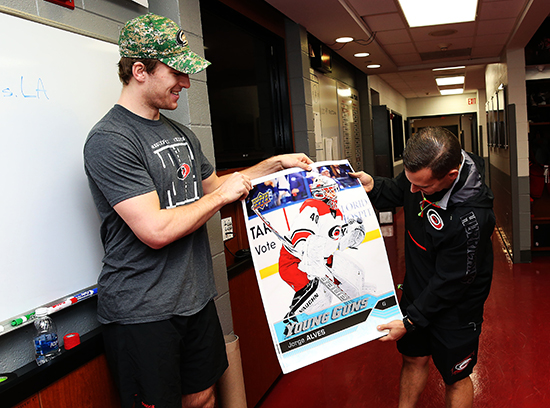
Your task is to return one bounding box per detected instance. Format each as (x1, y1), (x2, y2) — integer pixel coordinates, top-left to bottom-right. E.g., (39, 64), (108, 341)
(339, 218), (366, 250)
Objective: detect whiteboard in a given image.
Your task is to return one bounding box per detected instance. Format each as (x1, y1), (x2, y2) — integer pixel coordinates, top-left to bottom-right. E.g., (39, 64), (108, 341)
(0, 11), (121, 325)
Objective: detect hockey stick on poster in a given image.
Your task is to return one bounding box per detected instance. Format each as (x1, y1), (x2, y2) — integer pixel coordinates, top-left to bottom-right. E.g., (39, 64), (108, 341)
(251, 206), (352, 304)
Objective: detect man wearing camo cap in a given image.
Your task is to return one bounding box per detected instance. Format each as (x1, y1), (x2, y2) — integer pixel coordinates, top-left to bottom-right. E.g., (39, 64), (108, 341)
(118, 13), (209, 76)
(84, 13), (312, 408)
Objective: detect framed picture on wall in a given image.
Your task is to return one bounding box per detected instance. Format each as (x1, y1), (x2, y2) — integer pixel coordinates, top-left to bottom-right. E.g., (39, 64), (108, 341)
(485, 101), (492, 147)
(491, 94), (501, 147)
(496, 94), (502, 148)
(488, 98), (496, 147)
(391, 112), (405, 160)
(498, 86), (509, 149)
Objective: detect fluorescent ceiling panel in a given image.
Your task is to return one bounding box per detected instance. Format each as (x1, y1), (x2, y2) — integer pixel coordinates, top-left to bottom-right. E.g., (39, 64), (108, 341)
(433, 66), (466, 71)
(398, 0), (478, 27)
(436, 76), (465, 86)
(440, 88), (464, 95)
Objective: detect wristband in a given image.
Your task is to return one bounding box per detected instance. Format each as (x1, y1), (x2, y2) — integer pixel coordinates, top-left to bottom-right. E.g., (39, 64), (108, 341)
(403, 316), (415, 332)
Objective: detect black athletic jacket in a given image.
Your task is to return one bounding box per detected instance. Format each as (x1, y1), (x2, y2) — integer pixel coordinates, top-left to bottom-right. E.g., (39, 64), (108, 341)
(369, 152), (495, 330)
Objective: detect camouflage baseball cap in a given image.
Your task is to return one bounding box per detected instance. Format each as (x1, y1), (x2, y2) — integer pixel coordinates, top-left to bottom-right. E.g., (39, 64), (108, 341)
(119, 14), (210, 75)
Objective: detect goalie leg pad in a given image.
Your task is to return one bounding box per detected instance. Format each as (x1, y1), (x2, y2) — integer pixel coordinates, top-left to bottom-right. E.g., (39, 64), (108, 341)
(286, 278), (332, 318)
(331, 251), (378, 296)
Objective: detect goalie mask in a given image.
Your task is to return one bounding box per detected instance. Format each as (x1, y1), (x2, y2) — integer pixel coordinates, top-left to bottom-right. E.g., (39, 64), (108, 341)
(310, 175), (339, 209)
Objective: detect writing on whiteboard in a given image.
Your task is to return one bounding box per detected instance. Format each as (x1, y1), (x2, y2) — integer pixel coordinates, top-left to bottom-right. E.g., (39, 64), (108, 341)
(2, 76), (49, 99)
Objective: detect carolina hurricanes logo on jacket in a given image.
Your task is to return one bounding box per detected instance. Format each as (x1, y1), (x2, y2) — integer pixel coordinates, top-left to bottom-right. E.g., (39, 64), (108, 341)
(177, 163), (191, 180)
(427, 209), (443, 230)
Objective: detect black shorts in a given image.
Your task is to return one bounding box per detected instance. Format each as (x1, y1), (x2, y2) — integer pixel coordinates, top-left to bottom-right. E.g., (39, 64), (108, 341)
(103, 300), (229, 408)
(397, 323), (481, 385)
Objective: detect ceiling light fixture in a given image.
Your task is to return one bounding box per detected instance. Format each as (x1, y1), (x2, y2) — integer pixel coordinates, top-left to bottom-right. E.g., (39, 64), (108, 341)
(433, 66), (466, 71)
(367, 64), (381, 69)
(436, 76), (465, 86)
(440, 88), (464, 95)
(354, 52), (370, 57)
(335, 37), (354, 43)
(398, 0), (478, 28)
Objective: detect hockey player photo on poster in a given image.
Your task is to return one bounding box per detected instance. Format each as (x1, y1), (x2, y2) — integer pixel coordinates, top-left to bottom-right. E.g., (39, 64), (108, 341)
(243, 159), (402, 373)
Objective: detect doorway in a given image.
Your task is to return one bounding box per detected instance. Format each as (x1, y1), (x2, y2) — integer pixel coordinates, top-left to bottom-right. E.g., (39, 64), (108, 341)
(410, 113), (479, 154)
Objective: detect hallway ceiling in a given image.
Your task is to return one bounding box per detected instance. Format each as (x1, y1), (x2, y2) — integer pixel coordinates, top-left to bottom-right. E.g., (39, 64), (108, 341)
(265, 0), (550, 98)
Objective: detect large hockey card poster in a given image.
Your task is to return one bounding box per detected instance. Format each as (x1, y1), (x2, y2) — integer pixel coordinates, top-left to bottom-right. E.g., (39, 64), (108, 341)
(243, 159), (402, 373)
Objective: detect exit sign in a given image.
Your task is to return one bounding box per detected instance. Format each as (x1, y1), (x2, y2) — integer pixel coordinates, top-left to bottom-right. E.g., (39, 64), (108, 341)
(468, 98), (477, 105)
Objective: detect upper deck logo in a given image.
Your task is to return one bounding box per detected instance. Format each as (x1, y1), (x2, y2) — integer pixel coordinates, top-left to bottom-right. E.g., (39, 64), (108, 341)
(251, 191), (273, 211)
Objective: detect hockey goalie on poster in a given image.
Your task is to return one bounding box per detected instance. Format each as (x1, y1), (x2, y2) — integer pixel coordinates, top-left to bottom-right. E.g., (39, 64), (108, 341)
(243, 160), (402, 373)
(277, 175), (376, 323)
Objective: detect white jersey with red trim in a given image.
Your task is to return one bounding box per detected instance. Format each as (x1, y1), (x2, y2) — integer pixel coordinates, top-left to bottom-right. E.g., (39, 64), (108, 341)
(279, 197), (375, 317)
(279, 199), (342, 292)
(291, 199), (343, 259)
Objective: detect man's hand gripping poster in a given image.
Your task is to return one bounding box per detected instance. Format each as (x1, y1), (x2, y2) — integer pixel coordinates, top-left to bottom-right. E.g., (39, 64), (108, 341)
(242, 160), (402, 373)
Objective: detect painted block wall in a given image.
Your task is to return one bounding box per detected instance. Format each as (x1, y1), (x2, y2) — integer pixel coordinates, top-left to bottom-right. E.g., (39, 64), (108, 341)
(0, 0), (232, 372)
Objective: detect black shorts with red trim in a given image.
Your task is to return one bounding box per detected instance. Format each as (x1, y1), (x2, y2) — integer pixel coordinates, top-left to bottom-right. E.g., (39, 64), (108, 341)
(397, 322), (481, 385)
(102, 300), (228, 408)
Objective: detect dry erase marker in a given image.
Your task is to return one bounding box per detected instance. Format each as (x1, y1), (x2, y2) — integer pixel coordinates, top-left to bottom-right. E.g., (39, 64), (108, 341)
(48, 298), (77, 313)
(11, 312), (36, 327)
(0, 373), (16, 384)
(0, 325), (4, 333)
(71, 288), (98, 302)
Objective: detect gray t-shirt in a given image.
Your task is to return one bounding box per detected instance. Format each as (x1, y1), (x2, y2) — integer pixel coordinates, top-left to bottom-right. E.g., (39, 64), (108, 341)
(84, 105), (216, 324)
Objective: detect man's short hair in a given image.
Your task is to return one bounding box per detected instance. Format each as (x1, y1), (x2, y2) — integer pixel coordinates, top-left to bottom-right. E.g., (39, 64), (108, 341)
(403, 127), (462, 180)
(117, 57), (159, 85)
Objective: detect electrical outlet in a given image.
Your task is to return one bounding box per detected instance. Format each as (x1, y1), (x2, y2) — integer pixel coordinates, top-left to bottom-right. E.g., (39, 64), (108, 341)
(221, 217), (234, 241)
(379, 211), (393, 225)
